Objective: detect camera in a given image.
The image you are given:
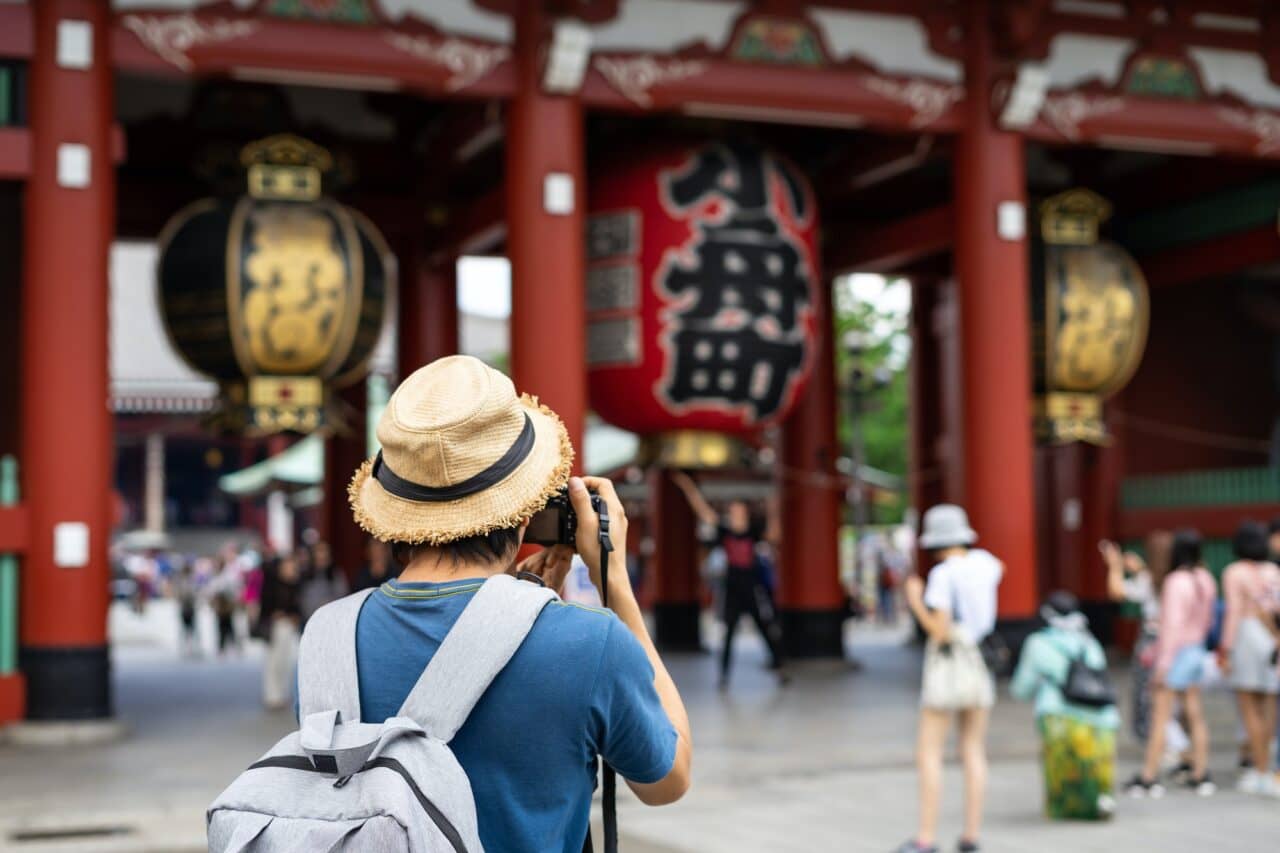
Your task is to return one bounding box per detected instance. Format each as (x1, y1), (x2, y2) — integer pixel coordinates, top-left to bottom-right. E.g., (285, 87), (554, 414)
(525, 487), (603, 547)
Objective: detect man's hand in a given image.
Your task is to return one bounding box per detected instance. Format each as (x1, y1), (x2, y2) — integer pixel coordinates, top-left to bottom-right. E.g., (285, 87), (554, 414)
(515, 545), (574, 594)
(567, 476), (633, 606)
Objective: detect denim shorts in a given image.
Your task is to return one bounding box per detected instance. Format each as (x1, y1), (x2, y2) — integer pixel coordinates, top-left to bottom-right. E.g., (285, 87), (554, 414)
(1165, 644), (1206, 690)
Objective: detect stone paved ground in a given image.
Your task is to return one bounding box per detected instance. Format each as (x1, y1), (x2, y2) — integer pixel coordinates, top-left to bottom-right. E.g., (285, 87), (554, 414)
(0, 601), (1275, 852)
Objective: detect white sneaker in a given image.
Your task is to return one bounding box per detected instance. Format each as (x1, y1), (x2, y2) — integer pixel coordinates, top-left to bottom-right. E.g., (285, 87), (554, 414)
(1236, 769), (1261, 794)
(1257, 774), (1280, 798)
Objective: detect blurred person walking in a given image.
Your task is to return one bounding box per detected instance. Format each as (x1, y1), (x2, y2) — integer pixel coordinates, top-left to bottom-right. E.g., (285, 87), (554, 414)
(299, 540), (348, 624)
(877, 541), (904, 625)
(897, 504), (1002, 853)
(352, 538), (396, 591)
(174, 561), (201, 658)
(1124, 530), (1218, 797)
(1011, 591), (1119, 820)
(238, 547), (264, 635)
(672, 471), (787, 689)
(1102, 534), (1193, 774)
(1218, 521), (1280, 795)
(259, 552), (303, 710)
(208, 556), (243, 656)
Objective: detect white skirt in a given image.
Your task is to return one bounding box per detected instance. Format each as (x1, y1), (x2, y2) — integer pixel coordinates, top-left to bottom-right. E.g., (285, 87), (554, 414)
(1229, 617), (1279, 694)
(922, 638), (995, 711)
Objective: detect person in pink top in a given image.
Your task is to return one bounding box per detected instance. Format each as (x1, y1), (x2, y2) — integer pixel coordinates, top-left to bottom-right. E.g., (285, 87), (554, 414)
(1126, 530), (1218, 798)
(1218, 521), (1280, 795)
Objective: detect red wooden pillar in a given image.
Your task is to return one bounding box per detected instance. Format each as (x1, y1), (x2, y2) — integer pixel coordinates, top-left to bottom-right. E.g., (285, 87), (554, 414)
(777, 279), (845, 657)
(322, 383), (369, 582)
(20, 0), (115, 721)
(953, 0), (1039, 621)
(506, 0), (586, 458)
(398, 243), (459, 377)
(908, 278), (946, 530)
(649, 469), (702, 650)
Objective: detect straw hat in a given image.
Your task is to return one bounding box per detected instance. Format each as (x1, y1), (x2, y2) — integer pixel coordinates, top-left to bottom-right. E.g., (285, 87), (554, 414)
(349, 355), (573, 545)
(918, 503), (978, 550)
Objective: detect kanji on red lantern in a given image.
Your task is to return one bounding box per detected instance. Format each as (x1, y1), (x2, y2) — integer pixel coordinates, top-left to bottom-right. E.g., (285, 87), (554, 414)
(587, 141), (820, 435)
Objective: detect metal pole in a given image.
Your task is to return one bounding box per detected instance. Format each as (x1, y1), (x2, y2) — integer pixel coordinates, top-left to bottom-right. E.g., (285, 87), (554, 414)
(849, 377), (868, 597)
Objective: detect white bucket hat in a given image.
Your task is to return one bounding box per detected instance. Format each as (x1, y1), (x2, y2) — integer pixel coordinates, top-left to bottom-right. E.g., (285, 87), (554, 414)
(918, 504), (978, 550)
(348, 355), (573, 545)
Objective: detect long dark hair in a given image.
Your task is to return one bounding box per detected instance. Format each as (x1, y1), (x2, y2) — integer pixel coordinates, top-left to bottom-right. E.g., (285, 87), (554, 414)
(1164, 528), (1203, 588)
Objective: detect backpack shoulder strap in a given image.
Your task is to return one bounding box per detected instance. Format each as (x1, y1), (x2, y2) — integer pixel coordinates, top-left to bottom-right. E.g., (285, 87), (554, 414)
(398, 573), (556, 742)
(297, 587), (377, 723)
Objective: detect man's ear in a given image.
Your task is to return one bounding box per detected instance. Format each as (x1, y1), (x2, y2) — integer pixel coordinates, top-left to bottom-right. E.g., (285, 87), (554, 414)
(517, 522), (528, 547)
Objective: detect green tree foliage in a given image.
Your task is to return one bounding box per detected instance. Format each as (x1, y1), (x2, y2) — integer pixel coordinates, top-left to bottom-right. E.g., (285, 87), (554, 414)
(833, 277), (911, 521)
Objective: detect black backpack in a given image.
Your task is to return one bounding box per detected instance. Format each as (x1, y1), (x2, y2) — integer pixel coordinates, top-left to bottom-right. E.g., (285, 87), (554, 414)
(1052, 637), (1117, 708)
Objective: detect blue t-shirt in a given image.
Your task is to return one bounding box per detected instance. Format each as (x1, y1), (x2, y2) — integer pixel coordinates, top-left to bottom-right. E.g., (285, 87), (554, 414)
(355, 578), (677, 853)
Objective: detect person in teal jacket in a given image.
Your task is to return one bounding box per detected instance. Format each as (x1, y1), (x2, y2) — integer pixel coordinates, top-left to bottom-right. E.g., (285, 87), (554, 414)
(1011, 591), (1120, 820)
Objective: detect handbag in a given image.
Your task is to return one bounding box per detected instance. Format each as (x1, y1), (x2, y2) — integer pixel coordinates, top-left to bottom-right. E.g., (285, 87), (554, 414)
(922, 640), (993, 710)
(978, 632), (1013, 677)
(951, 584), (1011, 676)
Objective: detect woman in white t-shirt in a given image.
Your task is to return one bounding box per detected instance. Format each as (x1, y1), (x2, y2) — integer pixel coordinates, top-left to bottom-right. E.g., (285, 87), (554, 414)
(897, 505), (1003, 853)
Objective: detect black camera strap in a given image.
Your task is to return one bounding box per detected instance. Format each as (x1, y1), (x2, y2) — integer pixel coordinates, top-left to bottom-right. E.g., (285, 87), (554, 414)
(580, 499), (618, 853)
(595, 499), (618, 853)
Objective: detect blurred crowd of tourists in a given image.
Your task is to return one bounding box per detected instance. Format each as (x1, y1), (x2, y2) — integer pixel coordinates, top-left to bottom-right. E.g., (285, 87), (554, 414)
(895, 505), (1280, 853)
(111, 534), (399, 709)
(116, 492), (1280, 849)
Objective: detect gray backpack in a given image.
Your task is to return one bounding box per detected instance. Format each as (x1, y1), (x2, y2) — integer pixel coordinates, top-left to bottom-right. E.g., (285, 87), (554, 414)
(208, 574), (555, 852)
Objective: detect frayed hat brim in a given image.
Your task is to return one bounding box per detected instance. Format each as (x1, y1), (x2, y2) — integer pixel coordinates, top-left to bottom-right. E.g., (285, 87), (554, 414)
(348, 394), (573, 545)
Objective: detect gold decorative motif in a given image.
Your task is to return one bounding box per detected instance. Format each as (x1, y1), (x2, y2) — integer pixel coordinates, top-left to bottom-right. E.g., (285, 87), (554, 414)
(237, 203), (351, 375)
(1035, 393), (1106, 445)
(384, 33), (510, 92)
(1041, 93), (1126, 141)
(158, 132), (389, 436)
(1218, 106), (1280, 156)
(1046, 245), (1146, 395)
(863, 76), (963, 129)
(241, 135), (334, 202)
(641, 430), (743, 469)
(1040, 188), (1113, 246)
(592, 56), (710, 108)
(1036, 191), (1150, 446)
(248, 376), (324, 433)
(120, 14), (258, 72)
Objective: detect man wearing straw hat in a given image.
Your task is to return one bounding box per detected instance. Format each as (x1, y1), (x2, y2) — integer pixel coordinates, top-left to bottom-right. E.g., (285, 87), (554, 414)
(345, 355), (692, 852)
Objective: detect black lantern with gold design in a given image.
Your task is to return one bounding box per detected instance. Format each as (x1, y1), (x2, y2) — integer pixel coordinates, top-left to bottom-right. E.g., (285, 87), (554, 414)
(157, 134), (391, 434)
(1032, 189), (1149, 444)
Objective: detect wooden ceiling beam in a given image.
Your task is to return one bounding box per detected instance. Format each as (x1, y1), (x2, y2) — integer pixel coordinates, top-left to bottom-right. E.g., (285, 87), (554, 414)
(826, 203), (953, 276)
(1138, 224), (1280, 288)
(427, 187), (506, 260)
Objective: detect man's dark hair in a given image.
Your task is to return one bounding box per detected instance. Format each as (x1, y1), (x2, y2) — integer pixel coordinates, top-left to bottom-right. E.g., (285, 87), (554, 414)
(389, 525), (522, 569)
(1232, 520), (1270, 562)
(1269, 517), (1280, 536)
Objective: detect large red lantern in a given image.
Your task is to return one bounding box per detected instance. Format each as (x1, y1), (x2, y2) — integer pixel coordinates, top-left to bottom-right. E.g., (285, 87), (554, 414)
(586, 141), (820, 438)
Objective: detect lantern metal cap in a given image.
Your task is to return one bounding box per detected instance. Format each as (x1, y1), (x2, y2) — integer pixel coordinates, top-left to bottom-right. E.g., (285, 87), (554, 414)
(241, 134), (334, 201)
(1039, 188), (1113, 246)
